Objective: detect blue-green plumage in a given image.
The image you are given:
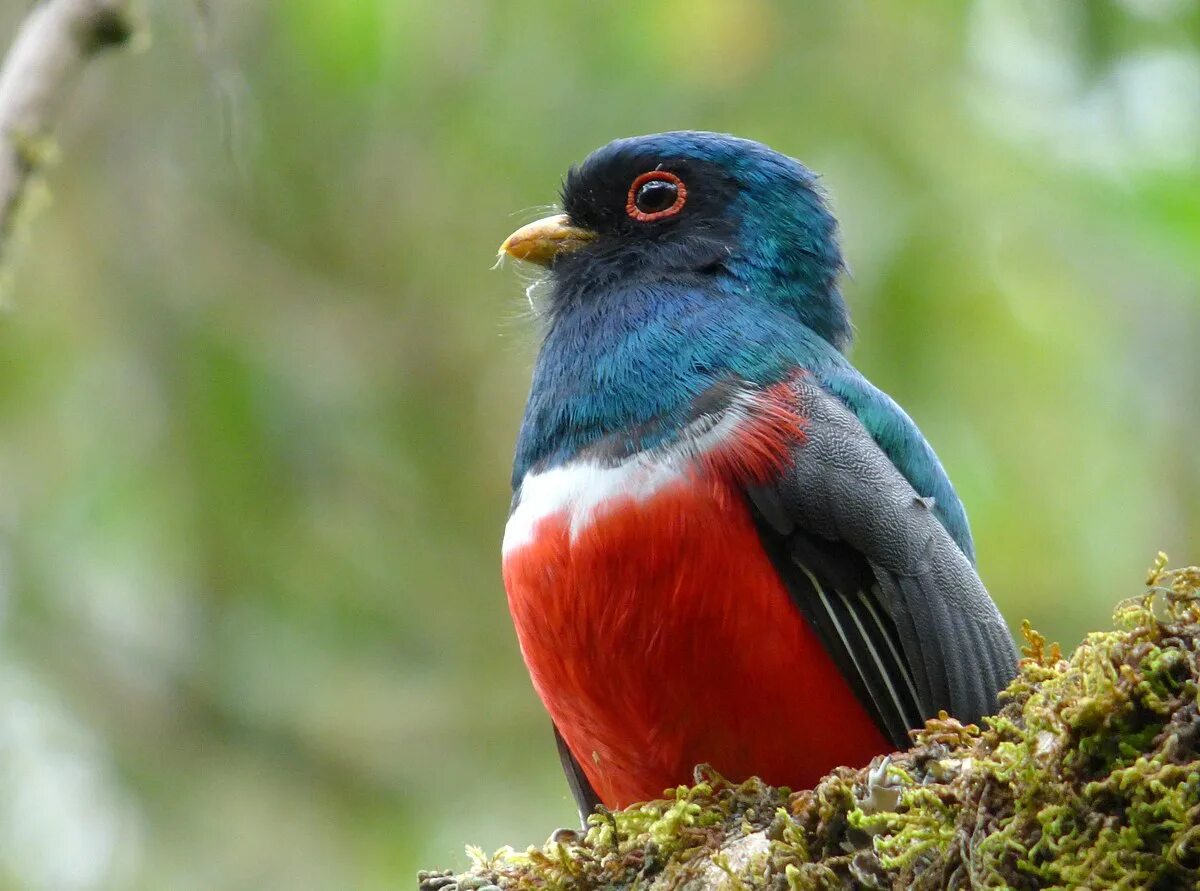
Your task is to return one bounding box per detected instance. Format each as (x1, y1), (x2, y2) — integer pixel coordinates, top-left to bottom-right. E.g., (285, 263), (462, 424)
(512, 131), (974, 562)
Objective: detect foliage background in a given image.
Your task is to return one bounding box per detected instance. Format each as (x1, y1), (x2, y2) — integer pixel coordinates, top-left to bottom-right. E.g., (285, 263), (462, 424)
(0, 2), (1196, 889)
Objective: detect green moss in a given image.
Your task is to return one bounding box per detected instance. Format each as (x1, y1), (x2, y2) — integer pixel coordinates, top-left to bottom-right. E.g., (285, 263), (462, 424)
(421, 559), (1200, 890)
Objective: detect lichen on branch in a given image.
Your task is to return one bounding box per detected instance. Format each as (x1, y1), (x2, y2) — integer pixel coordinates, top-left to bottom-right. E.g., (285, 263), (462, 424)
(421, 558), (1200, 890)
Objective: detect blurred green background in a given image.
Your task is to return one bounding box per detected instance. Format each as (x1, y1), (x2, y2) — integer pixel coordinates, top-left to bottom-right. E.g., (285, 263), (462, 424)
(0, 1), (1197, 888)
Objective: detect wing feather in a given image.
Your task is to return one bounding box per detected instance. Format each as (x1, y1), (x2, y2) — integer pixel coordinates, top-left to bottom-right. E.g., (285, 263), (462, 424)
(555, 724), (601, 825)
(746, 376), (1017, 743)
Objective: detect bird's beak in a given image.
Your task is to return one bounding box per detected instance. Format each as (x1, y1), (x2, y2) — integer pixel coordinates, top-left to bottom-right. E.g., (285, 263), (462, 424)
(498, 213), (596, 267)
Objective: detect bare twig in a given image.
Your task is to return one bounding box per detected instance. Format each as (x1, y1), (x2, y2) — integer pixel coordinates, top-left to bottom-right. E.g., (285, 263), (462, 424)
(0, 0), (135, 266)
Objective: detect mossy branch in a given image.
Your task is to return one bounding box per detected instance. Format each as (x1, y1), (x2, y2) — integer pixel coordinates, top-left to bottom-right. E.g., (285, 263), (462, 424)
(0, 0), (137, 271)
(422, 557), (1200, 890)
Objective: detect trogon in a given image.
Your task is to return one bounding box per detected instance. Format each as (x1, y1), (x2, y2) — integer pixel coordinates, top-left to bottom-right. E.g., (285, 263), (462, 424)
(497, 131), (1018, 820)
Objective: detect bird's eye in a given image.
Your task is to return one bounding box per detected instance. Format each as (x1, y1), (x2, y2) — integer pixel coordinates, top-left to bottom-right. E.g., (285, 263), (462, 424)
(626, 171), (687, 222)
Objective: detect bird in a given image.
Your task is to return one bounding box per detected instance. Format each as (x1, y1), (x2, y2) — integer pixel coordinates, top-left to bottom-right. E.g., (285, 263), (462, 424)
(496, 131), (1018, 821)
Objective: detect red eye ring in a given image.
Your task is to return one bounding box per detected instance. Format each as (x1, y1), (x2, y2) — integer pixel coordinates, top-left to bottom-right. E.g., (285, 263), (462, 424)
(626, 170), (687, 222)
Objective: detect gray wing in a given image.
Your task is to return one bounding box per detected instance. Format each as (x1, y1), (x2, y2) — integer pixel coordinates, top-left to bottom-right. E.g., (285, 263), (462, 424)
(746, 377), (1017, 746)
(554, 724), (601, 825)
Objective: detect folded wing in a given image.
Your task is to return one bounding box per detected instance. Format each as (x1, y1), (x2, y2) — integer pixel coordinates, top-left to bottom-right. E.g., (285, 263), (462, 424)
(746, 376), (1018, 747)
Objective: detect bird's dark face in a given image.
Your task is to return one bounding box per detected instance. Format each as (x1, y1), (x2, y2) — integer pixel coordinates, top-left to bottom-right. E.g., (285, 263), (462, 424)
(554, 149), (741, 285)
(500, 131), (851, 349)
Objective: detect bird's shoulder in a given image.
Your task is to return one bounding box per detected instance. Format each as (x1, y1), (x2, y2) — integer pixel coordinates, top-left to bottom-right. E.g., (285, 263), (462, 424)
(816, 365), (975, 562)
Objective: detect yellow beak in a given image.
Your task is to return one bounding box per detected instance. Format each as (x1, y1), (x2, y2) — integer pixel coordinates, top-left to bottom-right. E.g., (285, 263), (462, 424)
(498, 213), (596, 267)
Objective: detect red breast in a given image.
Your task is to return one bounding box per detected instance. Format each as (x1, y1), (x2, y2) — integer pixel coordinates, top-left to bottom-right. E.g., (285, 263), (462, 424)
(502, 383), (891, 808)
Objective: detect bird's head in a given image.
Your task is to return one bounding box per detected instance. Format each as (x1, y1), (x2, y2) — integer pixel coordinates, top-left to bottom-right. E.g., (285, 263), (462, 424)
(500, 131), (850, 350)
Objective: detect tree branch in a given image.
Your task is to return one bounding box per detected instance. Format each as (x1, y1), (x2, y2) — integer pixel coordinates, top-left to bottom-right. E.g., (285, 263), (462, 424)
(0, 0), (135, 264)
